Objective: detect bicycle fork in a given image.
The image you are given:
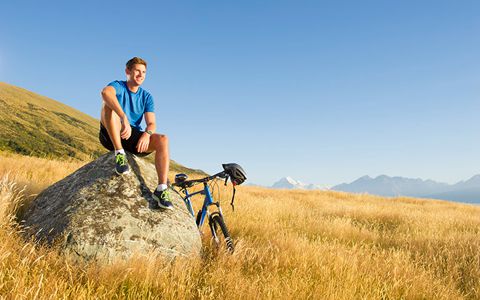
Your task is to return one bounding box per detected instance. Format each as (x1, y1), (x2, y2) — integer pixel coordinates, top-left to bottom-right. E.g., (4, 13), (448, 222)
(190, 183), (225, 228)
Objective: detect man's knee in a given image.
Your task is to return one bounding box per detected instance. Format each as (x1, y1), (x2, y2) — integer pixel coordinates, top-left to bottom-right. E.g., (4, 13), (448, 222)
(101, 103), (119, 120)
(152, 134), (168, 148)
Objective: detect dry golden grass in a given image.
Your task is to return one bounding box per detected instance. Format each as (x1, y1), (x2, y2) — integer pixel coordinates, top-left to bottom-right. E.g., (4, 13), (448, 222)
(0, 153), (479, 299)
(0, 151), (86, 192)
(0, 151), (182, 199)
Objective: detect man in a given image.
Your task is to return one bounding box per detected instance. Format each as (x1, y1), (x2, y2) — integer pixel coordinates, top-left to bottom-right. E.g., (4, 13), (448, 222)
(99, 57), (173, 210)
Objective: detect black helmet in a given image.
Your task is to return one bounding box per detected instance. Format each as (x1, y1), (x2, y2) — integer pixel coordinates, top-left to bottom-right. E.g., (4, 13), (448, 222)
(222, 163), (247, 186)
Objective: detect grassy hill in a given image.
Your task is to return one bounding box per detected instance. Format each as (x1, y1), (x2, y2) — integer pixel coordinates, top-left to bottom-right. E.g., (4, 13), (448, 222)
(0, 82), (205, 176)
(0, 82), (104, 160)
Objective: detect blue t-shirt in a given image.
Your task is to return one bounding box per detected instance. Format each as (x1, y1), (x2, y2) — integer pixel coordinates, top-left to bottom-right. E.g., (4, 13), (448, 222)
(107, 80), (154, 130)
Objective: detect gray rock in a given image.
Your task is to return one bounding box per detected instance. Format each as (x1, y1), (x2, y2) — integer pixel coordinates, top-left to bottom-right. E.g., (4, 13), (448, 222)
(22, 152), (201, 263)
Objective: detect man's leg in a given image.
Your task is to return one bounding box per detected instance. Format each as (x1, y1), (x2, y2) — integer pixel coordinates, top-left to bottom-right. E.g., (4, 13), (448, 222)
(147, 133), (170, 185)
(100, 103), (123, 150)
(148, 133), (172, 209)
(100, 103), (129, 174)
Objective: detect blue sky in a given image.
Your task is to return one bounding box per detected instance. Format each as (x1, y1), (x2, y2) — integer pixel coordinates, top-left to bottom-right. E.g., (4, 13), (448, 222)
(1, 1), (479, 186)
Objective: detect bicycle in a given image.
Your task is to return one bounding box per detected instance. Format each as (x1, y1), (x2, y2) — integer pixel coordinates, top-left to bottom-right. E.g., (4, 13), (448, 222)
(171, 163), (247, 253)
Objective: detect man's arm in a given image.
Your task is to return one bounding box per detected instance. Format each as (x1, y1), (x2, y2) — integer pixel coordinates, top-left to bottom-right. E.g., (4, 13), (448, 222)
(101, 86), (127, 122)
(136, 112), (156, 153)
(101, 86), (131, 139)
(144, 112), (156, 133)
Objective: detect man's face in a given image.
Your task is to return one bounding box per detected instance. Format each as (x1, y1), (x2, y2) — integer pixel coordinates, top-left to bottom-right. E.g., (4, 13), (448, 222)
(126, 64), (146, 86)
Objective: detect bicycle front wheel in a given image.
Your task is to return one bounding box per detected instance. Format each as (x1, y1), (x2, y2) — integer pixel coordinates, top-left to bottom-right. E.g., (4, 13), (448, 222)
(209, 213), (234, 253)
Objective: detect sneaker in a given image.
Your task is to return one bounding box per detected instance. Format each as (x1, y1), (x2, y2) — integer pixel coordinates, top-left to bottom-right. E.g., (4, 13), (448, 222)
(148, 199), (160, 210)
(153, 189), (174, 210)
(115, 153), (130, 175)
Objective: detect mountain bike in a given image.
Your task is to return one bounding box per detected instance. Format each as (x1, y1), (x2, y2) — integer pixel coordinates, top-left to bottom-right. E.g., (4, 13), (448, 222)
(171, 163), (246, 253)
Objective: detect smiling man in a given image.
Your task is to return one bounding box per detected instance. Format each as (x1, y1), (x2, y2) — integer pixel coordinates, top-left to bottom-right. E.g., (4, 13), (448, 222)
(98, 57), (173, 210)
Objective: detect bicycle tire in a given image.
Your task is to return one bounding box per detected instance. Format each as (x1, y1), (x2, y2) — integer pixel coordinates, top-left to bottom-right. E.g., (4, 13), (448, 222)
(195, 210), (202, 226)
(209, 213), (234, 252)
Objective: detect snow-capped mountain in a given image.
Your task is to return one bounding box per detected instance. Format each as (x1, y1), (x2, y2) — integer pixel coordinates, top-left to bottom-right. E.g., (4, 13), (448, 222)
(271, 177), (325, 190)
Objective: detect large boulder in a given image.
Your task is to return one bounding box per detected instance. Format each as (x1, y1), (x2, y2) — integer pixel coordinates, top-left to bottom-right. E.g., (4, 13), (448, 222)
(22, 153), (201, 263)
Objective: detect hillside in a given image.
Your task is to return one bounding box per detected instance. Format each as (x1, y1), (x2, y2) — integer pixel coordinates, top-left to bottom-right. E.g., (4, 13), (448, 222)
(0, 82), (205, 176)
(0, 82), (104, 160)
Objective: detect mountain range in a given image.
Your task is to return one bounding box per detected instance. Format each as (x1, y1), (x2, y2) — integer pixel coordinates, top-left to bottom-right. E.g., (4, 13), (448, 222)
(263, 174), (480, 204)
(332, 175), (480, 204)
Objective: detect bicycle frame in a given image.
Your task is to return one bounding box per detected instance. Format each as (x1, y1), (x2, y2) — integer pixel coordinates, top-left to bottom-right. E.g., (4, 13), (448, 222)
(180, 181), (225, 230)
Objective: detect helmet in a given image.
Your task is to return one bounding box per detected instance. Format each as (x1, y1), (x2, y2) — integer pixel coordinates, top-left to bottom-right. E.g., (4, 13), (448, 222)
(222, 163), (247, 186)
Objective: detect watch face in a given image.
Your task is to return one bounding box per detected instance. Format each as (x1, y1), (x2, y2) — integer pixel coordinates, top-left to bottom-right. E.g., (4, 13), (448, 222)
(147, 130), (153, 135)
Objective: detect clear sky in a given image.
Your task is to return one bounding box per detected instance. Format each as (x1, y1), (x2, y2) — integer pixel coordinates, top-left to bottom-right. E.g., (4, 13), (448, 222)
(1, 0), (479, 187)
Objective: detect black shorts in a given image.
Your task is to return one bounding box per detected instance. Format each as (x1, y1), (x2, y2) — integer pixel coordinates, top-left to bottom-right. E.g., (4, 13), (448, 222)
(99, 123), (152, 156)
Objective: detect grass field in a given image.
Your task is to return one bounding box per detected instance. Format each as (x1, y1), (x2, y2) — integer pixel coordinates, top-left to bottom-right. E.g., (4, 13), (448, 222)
(1, 152), (479, 299)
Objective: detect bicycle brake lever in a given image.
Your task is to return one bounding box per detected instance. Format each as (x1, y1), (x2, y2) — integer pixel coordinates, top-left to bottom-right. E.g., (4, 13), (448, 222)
(224, 176), (229, 186)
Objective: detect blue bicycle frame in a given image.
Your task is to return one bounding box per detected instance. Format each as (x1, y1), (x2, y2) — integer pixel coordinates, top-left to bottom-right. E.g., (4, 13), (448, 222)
(181, 181), (224, 229)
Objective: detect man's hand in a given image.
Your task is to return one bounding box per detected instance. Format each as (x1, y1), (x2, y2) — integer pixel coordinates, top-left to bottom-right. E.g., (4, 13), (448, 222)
(120, 115), (132, 140)
(136, 133), (151, 153)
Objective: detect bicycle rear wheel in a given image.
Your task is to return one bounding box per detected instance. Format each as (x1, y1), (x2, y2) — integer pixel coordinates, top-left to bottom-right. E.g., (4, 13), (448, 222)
(209, 213), (234, 252)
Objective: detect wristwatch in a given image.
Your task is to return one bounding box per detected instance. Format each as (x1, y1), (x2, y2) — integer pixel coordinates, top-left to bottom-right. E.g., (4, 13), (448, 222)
(146, 130), (153, 135)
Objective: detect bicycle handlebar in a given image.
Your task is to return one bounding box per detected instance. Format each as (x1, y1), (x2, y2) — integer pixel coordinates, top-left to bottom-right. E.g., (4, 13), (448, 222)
(171, 171), (228, 189)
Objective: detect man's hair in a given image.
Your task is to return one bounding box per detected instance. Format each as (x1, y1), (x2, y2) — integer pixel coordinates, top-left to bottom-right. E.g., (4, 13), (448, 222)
(126, 57), (147, 70)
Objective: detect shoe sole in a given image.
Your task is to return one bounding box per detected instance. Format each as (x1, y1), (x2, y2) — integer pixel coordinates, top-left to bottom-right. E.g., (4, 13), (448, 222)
(152, 194), (174, 210)
(115, 169), (130, 175)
